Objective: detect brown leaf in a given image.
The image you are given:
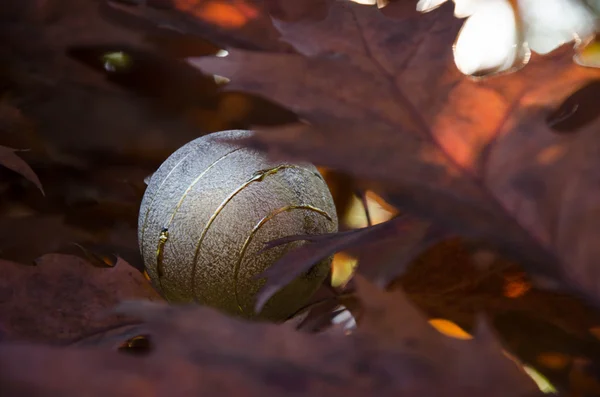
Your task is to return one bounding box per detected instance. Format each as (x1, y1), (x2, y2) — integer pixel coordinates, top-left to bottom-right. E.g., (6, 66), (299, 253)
(0, 279), (538, 397)
(144, 27), (223, 58)
(264, 0), (331, 22)
(388, 238), (600, 392)
(2, 0), (302, 174)
(71, 323), (151, 349)
(1, 0), (209, 166)
(396, 238), (600, 339)
(255, 215), (426, 312)
(0, 100), (45, 152)
(107, 0), (294, 52)
(191, 2), (600, 301)
(0, 145), (44, 194)
(352, 276), (536, 394)
(356, 222), (448, 285)
(0, 254), (163, 344)
(66, 44), (221, 112)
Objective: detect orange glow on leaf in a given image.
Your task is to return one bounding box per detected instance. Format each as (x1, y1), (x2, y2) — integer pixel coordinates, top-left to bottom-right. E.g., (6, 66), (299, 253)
(431, 84), (510, 173)
(102, 256), (114, 267)
(200, 3), (248, 28)
(236, 2), (259, 18)
(428, 318), (473, 340)
(537, 352), (570, 370)
(536, 144), (567, 166)
(588, 326), (600, 340)
(174, 0), (258, 28)
(503, 272), (531, 298)
(331, 252), (357, 288)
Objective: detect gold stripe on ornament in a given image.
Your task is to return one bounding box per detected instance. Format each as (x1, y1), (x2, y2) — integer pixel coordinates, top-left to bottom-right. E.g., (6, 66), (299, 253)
(156, 228), (169, 277)
(233, 204), (333, 314)
(154, 147), (243, 281)
(189, 165), (322, 300)
(141, 151), (192, 253)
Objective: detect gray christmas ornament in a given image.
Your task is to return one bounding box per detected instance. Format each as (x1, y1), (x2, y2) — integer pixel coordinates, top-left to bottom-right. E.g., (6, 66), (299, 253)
(138, 130), (338, 321)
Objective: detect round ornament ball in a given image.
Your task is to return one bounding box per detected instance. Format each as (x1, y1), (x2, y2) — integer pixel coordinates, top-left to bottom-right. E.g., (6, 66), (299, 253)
(138, 130), (338, 321)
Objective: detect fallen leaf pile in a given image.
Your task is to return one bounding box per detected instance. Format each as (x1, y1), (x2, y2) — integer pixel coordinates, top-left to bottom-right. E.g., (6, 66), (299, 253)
(1, 0), (600, 395)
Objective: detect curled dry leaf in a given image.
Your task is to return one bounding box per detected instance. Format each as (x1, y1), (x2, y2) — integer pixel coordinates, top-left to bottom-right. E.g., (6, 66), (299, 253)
(0, 278), (539, 397)
(0, 145), (44, 194)
(191, 2), (600, 302)
(0, 254), (163, 344)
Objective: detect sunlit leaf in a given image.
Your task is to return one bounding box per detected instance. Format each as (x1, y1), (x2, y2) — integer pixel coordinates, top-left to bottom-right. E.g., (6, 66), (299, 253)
(102, 51), (132, 72)
(523, 365), (558, 394)
(503, 272), (531, 298)
(173, 0), (258, 28)
(428, 318), (474, 340)
(575, 38), (600, 68)
(331, 251), (358, 287)
(344, 190), (398, 229)
(453, 0), (529, 76)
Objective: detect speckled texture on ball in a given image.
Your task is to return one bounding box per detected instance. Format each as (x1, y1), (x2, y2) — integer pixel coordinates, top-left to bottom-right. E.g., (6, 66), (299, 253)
(138, 130), (338, 321)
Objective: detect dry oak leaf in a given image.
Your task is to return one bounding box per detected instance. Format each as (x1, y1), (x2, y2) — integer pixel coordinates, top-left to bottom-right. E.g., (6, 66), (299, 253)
(0, 277), (538, 397)
(0, 253), (163, 344)
(190, 2), (600, 301)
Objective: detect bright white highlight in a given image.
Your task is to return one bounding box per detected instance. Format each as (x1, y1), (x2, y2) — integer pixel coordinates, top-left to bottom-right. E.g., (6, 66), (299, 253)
(212, 75), (230, 84)
(350, 0), (377, 4)
(215, 49), (229, 57)
(453, 0), (481, 17)
(416, 0), (447, 12)
(518, 0), (597, 54)
(332, 306), (357, 334)
(416, 0), (599, 76)
(453, 0), (526, 75)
